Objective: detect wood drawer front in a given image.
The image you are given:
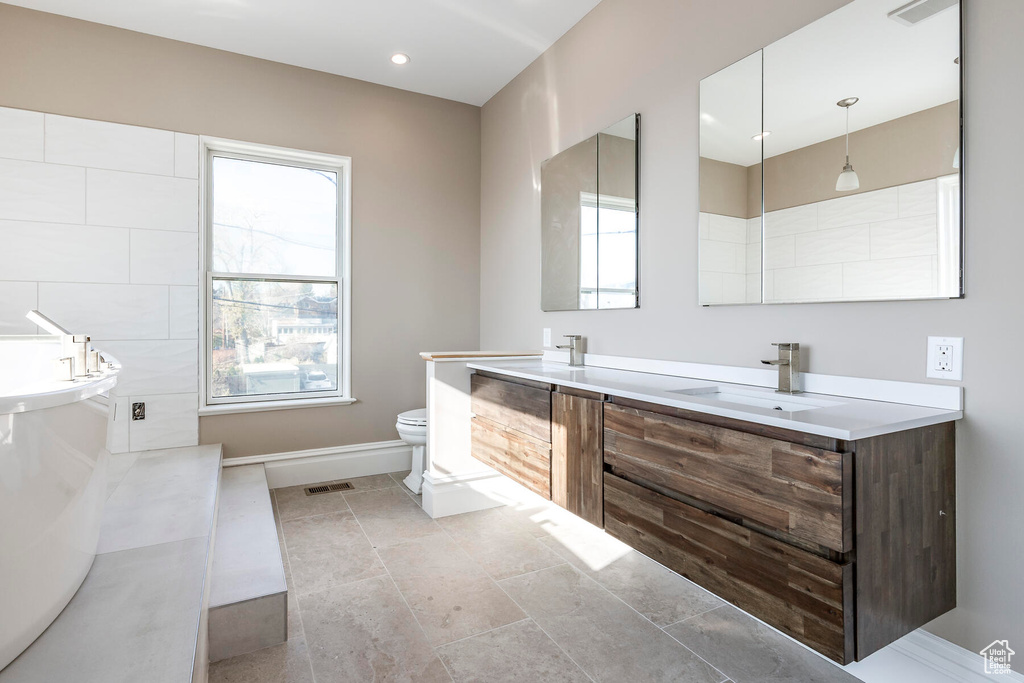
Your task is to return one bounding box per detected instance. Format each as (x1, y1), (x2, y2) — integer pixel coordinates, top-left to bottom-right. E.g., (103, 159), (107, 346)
(471, 416), (551, 500)
(551, 392), (604, 527)
(604, 404), (852, 552)
(604, 473), (853, 664)
(471, 374), (551, 443)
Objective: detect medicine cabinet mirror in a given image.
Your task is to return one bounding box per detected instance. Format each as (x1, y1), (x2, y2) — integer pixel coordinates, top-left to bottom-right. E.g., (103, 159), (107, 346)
(541, 114), (639, 311)
(699, 0), (963, 305)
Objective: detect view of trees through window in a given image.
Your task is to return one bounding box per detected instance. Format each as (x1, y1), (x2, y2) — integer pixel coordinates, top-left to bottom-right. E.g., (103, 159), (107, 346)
(208, 154), (342, 400)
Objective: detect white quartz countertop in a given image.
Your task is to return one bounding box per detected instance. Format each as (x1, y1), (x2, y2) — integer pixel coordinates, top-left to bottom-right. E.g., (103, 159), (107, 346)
(467, 359), (962, 441)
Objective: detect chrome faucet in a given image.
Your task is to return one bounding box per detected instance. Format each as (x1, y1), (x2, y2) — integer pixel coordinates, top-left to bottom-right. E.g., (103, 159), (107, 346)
(761, 342), (802, 394)
(556, 335), (585, 367)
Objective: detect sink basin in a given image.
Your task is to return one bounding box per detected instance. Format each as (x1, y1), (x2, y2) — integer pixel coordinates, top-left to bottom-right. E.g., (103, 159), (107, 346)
(667, 387), (840, 413)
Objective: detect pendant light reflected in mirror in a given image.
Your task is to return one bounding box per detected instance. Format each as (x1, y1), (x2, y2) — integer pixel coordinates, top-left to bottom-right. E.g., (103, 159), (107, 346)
(836, 97), (860, 192)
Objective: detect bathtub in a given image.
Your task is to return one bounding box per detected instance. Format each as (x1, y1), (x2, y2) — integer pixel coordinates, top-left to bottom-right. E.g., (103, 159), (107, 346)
(0, 336), (119, 671)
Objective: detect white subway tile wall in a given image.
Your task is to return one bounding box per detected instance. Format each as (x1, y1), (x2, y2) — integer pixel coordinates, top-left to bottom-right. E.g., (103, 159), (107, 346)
(0, 281), (39, 334)
(0, 108), (44, 162)
(702, 177), (950, 304)
(0, 106), (200, 453)
(0, 158), (86, 223)
(699, 212), (763, 305)
(127, 392), (200, 452)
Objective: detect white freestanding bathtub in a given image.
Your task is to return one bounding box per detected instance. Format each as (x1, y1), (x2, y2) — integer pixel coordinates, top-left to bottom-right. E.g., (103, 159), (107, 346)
(0, 336), (119, 671)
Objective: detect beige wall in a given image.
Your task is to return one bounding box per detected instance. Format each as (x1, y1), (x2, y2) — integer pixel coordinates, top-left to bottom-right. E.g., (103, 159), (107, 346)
(698, 157), (753, 219)
(0, 4), (481, 458)
(701, 101), (959, 218)
(764, 101), (960, 211)
(481, 0), (1024, 668)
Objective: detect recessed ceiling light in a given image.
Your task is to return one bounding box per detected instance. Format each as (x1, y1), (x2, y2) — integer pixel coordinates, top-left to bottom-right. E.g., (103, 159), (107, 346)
(752, 131), (771, 141)
(391, 53), (410, 66)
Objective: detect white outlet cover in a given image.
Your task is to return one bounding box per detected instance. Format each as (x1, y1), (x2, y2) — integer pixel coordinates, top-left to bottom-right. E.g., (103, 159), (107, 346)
(927, 336), (964, 381)
(543, 328), (552, 348)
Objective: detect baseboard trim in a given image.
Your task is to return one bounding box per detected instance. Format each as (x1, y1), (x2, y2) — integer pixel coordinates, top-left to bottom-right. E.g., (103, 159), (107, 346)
(222, 440), (413, 489)
(889, 630), (1023, 682)
(843, 629), (1024, 682)
(421, 468), (547, 519)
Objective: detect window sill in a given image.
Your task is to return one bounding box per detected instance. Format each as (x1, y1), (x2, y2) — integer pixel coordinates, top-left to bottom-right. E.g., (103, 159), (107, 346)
(199, 396), (357, 417)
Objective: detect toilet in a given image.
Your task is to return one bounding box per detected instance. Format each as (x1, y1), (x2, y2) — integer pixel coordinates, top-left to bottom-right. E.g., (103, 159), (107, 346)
(396, 408), (428, 494)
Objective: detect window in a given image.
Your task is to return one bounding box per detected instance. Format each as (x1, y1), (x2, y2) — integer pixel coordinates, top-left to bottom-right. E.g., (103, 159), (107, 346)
(579, 192), (638, 309)
(200, 139), (352, 412)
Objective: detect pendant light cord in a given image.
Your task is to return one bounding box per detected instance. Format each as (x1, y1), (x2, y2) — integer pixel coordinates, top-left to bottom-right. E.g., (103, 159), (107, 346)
(845, 106), (850, 163)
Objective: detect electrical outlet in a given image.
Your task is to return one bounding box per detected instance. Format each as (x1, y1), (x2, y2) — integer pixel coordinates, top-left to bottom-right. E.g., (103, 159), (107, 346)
(543, 328), (552, 348)
(927, 337), (963, 381)
(132, 402), (146, 421)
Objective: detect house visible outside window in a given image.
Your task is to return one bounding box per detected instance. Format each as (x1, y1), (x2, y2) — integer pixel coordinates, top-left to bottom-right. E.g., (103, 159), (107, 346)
(200, 139), (352, 413)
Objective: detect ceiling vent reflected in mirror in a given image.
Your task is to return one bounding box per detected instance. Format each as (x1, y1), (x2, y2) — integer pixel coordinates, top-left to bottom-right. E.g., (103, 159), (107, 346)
(888, 0), (959, 27)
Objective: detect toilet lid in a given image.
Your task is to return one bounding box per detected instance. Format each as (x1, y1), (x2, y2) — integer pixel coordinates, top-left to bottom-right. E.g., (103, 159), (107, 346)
(397, 408), (427, 426)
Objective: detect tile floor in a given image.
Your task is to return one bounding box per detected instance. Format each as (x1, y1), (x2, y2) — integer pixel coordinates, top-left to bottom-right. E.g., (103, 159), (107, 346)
(209, 471), (863, 683)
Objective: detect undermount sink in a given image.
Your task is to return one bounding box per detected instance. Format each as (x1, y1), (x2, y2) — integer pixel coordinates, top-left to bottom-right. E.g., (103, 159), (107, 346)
(667, 387), (841, 413)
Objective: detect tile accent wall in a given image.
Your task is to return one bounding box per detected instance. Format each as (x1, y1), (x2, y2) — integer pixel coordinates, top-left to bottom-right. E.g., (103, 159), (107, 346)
(698, 213), (761, 305)
(700, 177), (951, 305)
(0, 106), (200, 452)
(762, 180), (944, 303)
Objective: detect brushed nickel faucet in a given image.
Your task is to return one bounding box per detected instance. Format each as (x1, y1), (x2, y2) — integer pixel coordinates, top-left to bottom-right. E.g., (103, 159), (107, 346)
(556, 335), (585, 367)
(762, 342), (802, 394)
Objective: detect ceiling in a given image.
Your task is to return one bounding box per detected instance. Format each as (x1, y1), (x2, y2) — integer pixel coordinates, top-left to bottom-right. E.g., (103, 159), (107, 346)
(700, 0), (960, 167)
(3, 0), (604, 106)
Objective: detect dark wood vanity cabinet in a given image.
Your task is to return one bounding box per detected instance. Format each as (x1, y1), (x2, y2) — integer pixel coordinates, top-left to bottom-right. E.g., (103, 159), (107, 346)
(469, 373), (956, 666)
(469, 374), (605, 519)
(551, 390), (605, 527)
(470, 374), (553, 499)
(602, 397), (956, 665)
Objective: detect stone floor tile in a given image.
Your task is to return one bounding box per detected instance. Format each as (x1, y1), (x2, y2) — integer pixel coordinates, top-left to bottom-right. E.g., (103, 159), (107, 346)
(664, 604), (860, 683)
(377, 535), (526, 646)
(281, 510), (385, 595)
(299, 575), (451, 682)
(499, 564), (725, 683)
(345, 487), (445, 548)
(273, 484), (350, 522)
(437, 619), (590, 683)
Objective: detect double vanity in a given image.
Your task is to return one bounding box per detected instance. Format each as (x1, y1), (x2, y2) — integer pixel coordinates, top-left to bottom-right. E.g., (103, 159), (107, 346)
(459, 355), (960, 666)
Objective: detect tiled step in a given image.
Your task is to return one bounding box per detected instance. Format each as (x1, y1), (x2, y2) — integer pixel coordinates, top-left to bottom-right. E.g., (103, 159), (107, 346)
(208, 464), (288, 663)
(0, 444), (223, 683)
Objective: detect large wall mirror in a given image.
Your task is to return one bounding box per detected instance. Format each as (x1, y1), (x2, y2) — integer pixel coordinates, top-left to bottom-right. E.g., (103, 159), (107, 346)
(699, 0), (962, 305)
(542, 114), (640, 311)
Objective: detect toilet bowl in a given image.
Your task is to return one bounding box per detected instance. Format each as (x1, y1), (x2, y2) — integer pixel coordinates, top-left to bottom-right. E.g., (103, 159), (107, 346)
(396, 408), (427, 494)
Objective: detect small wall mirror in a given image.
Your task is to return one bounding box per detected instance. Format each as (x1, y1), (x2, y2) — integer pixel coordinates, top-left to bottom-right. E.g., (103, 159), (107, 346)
(699, 0), (962, 305)
(542, 114), (640, 311)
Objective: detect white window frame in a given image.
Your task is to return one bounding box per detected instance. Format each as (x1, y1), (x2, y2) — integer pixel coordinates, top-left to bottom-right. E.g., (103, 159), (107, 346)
(198, 137), (353, 416)
(578, 191), (639, 308)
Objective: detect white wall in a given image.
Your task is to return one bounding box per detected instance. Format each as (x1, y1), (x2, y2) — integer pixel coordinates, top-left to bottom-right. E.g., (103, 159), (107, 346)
(480, 0), (1024, 669)
(0, 107), (200, 452)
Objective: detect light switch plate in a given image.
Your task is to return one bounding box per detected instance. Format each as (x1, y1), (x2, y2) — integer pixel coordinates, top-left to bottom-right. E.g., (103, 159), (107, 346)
(543, 328), (552, 348)
(927, 336), (963, 381)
